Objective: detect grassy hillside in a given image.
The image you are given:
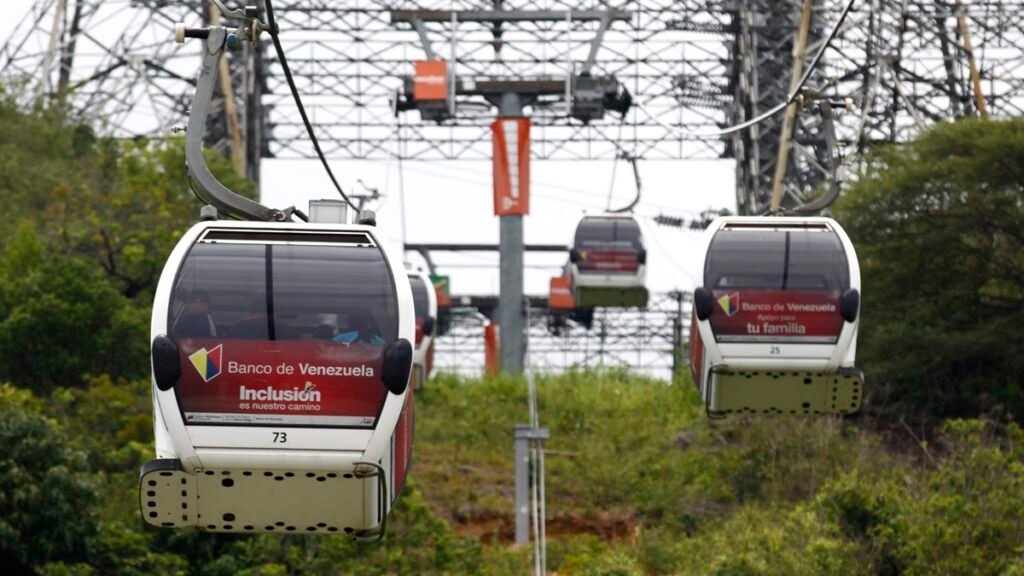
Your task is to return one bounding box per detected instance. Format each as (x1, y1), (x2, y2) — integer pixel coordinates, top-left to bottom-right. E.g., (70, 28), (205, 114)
(413, 372), (1024, 575)
(9, 370), (1022, 575)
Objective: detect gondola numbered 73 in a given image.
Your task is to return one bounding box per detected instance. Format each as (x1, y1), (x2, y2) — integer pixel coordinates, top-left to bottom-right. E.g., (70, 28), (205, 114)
(689, 216), (864, 417)
(140, 17), (414, 539)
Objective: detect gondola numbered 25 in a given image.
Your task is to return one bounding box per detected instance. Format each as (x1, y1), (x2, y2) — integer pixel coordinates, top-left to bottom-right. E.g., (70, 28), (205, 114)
(140, 18), (415, 539)
(689, 216), (864, 417)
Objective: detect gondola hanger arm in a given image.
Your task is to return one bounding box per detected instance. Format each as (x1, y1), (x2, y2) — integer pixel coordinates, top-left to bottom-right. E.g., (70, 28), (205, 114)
(177, 20), (291, 222)
(608, 151), (641, 214)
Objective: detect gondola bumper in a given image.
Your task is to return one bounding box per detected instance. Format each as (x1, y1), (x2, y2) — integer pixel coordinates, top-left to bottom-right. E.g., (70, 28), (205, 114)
(705, 366), (864, 418)
(139, 458), (388, 539)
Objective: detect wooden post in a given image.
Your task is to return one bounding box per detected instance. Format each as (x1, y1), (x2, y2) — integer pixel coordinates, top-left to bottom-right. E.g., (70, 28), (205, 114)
(210, 2), (247, 178)
(769, 0), (814, 214)
(956, 0), (988, 119)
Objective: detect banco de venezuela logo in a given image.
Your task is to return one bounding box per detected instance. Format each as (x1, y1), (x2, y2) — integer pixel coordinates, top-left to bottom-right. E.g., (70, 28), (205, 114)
(717, 292), (739, 317)
(188, 344), (223, 382)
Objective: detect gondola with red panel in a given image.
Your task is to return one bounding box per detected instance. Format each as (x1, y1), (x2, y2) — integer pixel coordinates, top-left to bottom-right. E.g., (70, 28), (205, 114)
(568, 214), (649, 308)
(140, 20), (414, 540)
(407, 266), (437, 389)
(689, 216), (863, 417)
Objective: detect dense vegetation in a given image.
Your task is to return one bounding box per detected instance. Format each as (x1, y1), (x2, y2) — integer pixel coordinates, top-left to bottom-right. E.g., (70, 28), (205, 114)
(1, 90), (1022, 574)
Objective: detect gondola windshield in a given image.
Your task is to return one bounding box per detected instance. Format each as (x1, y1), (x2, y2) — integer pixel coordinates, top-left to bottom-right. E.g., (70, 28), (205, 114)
(168, 235), (399, 429)
(705, 225), (850, 344)
(574, 218), (643, 273)
(409, 275), (430, 345)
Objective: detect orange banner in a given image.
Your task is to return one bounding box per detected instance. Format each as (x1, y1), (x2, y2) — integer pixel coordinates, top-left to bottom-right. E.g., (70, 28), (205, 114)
(492, 118), (531, 216)
(414, 60), (448, 101)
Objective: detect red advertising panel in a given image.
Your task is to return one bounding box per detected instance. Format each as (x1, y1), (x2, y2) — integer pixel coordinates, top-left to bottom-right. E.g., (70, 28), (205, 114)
(708, 290), (844, 343)
(415, 318), (425, 346)
(413, 60), (448, 101)
(175, 339), (386, 427)
(577, 249), (640, 273)
(492, 118), (531, 216)
(393, 387), (413, 499)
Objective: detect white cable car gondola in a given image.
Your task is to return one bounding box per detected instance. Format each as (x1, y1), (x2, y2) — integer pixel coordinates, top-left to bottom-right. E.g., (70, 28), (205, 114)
(689, 216), (864, 417)
(406, 266), (437, 389)
(568, 214), (649, 308)
(140, 19), (414, 539)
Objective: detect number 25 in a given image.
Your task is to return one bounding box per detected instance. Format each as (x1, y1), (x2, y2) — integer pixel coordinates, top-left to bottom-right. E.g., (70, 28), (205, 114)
(272, 432), (287, 443)
(770, 346), (781, 355)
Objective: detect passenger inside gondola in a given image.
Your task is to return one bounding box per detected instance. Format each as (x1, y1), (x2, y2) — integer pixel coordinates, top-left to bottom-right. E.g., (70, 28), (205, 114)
(335, 310), (385, 345)
(229, 297), (270, 340)
(171, 290), (217, 338)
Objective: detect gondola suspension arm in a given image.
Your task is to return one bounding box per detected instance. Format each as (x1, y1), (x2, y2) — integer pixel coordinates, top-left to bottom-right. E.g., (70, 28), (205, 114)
(176, 12), (292, 222)
(608, 151), (641, 214)
(788, 100), (844, 215)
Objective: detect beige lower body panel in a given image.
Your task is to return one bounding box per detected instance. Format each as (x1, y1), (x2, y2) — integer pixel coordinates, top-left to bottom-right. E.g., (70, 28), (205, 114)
(140, 459), (384, 537)
(707, 367), (864, 417)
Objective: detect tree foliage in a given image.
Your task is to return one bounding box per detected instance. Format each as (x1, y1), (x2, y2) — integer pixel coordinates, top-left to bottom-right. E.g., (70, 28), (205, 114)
(0, 88), (254, 301)
(0, 386), (98, 574)
(834, 118), (1024, 420)
(0, 223), (148, 393)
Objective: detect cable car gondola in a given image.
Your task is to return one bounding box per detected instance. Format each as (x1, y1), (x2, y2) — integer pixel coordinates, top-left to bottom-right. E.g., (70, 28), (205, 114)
(689, 216), (864, 417)
(407, 266), (437, 389)
(140, 19), (414, 539)
(568, 214), (649, 308)
(144, 219), (415, 536)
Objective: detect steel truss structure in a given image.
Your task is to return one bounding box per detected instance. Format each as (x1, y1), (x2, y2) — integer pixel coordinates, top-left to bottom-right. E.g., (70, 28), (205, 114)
(436, 292), (690, 380)
(3, 1), (1024, 373)
(4, 3), (1024, 183)
(727, 0), (1024, 213)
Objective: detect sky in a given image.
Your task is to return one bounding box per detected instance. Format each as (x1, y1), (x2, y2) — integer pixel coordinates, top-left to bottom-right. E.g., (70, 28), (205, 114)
(1, 1), (737, 299)
(262, 158), (734, 297)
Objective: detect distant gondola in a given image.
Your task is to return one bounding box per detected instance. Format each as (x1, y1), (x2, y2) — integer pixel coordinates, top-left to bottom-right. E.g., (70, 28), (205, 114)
(568, 214), (649, 308)
(689, 216), (864, 417)
(407, 266), (437, 389)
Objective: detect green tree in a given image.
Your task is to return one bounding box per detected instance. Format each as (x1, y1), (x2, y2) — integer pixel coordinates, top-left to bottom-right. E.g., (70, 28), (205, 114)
(0, 87), (254, 302)
(0, 224), (148, 393)
(0, 386), (99, 574)
(834, 118), (1024, 420)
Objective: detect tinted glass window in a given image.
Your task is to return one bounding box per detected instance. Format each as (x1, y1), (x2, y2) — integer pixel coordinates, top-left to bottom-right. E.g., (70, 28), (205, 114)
(409, 276), (430, 321)
(574, 218), (643, 250)
(704, 227), (850, 291)
(170, 241), (398, 342)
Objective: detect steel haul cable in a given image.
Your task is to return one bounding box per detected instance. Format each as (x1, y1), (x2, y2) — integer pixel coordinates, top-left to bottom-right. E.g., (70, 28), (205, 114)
(636, 0), (859, 139)
(263, 0), (354, 208)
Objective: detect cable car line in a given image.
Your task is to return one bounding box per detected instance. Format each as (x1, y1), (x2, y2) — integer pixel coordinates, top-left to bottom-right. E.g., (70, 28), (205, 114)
(264, 0), (354, 209)
(143, 7), (417, 539)
(633, 0), (858, 140)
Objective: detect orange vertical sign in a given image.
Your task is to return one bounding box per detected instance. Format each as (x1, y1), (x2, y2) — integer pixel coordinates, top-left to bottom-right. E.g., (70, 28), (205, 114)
(414, 60), (448, 101)
(492, 118), (531, 216)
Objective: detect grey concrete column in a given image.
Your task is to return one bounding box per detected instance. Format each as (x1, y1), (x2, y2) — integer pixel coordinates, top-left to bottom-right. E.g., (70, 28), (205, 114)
(497, 92), (525, 374)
